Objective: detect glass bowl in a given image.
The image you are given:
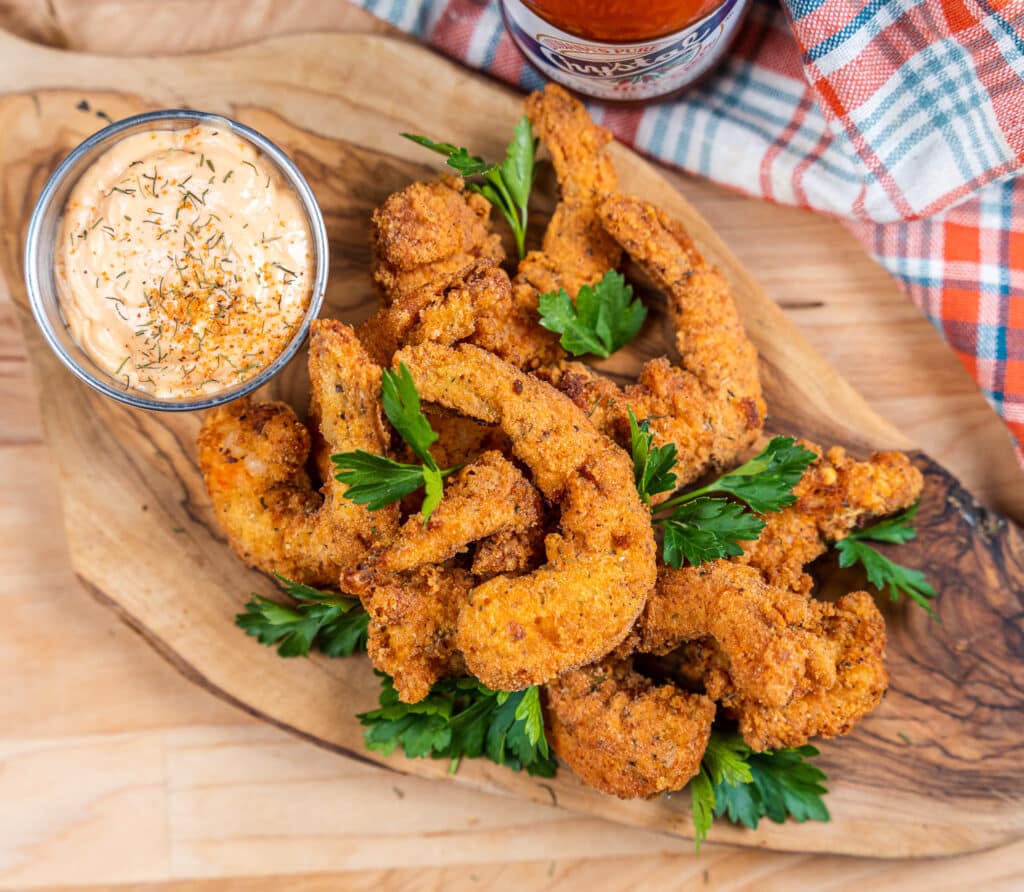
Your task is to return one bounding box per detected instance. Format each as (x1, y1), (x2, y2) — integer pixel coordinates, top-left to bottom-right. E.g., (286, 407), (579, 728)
(23, 109), (328, 411)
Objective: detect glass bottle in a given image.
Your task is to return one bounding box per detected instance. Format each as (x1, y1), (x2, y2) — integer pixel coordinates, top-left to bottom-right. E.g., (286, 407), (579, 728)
(501, 0), (751, 101)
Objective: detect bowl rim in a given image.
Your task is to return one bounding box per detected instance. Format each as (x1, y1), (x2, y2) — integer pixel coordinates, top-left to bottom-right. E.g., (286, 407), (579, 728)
(23, 108), (328, 412)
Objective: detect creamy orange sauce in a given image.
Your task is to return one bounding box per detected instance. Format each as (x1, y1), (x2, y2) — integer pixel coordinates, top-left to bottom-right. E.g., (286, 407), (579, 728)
(55, 125), (313, 397)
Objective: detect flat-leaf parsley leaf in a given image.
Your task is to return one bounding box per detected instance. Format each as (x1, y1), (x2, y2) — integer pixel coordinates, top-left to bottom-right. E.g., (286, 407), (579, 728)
(689, 731), (829, 851)
(236, 574), (368, 658)
(403, 117), (537, 258)
(333, 363), (459, 523)
(359, 673), (556, 777)
(834, 503), (937, 618)
(538, 270), (647, 359)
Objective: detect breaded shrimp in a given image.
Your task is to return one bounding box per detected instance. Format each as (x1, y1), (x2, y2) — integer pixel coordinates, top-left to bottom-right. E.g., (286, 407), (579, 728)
(720, 591), (888, 751)
(359, 260), (541, 369)
(639, 563), (888, 751)
(360, 564), (474, 704)
(547, 196), (765, 486)
(395, 342), (657, 691)
(197, 320), (398, 586)
(639, 563), (840, 709)
(543, 657), (715, 798)
(740, 445), (923, 594)
(515, 84), (621, 307)
(345, 451), (542, 579)
(370, 176), (503, 303)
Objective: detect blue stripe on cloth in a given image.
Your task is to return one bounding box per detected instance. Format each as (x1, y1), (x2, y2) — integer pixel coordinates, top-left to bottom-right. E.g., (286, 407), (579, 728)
(802, 0), (890, 63)
(980, 0), (1024, 60)
(786, 0), (830, 21)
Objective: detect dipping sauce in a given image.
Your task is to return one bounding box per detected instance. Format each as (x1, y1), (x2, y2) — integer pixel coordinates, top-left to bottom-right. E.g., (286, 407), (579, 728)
(55, 125), (314, 397)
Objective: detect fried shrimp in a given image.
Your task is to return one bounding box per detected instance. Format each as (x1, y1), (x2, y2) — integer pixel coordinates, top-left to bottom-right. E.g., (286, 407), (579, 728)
(395, 342), (657, 691)
(370, 176), (503, 303)
(197, 320), (398, 586)
(345, 451), (543, 580)
(724, 591), (888, 750)
(543, 657), (715, 799)
(358, 564), (474, 704)
(547, 196), (765, 487)
(358, 260), (542, 369)
(739, 445), (923, 594)
(344, 451), (543, 702)
(639, 563), (888, 750)
(639, 564), (838, 708)
(515, 84), (621, 306)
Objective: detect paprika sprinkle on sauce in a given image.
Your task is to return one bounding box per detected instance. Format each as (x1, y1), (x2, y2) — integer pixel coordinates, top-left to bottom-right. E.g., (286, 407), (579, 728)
(55, 125), (314, 397)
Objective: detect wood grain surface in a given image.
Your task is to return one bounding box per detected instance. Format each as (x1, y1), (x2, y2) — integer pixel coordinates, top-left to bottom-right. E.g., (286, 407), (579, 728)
(1, 1), (1023, 888)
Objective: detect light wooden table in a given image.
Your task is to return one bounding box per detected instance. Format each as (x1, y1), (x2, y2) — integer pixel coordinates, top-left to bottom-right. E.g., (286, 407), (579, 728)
(2, 2), (1023, 889)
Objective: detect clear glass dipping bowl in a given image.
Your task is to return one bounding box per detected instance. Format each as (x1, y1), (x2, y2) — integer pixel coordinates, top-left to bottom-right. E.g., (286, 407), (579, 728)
(23, 109), (328, 411)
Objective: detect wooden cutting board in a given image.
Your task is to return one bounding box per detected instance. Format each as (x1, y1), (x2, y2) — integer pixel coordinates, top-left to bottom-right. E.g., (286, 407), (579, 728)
(0, 28), (1021, 860)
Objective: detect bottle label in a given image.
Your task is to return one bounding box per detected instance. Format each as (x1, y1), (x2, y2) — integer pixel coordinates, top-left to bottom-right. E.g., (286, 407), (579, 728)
(502, 0), (750, 100)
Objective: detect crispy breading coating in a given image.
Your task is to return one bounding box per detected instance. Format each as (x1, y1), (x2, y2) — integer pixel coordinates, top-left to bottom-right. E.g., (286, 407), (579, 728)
(543, 657), (715, 799)
(516, 84), (621, 302)
(344, 451), (543, 702)
(639, 563), (839, 708)
(359, 260), (543, 369)
(639, 563), (888, 751)
(197, 320), (397, 586)
(546, 196), (765, 486)
(395, 342), (657, 691)
(370, 177), (503, 303)
(345, 451), (542, 579)
(471, 525), (546, 579)
(740, 445), (923, 593)
(361, 564), (473, 704)
(719, 590), (888, 750)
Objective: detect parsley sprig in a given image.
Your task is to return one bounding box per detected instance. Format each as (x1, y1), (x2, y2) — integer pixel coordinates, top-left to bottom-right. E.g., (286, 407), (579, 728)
(236, 574), (369, 657)
(403, 116), (537, 259)
(690, 731), (829, 851)
(628, 419), (817, 568)
(333, 363), (459, 523)
(629, 409), (678, 505)
(359, 674), (557, 777)
(835, 502), (938, 618)
(538, 270), (648, 358)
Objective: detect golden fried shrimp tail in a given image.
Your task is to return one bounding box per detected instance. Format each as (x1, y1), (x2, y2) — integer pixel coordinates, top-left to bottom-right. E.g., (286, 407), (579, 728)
(370, 177), (504, 303)
(395, 342), (657, 691)
(197, 320), (398, 586)
(543, 657), (715, 799)
(518, 84), (621, 300)
(739, 444), (924, 594)
(506, 85), (623, 369)
(596, 195), (765, 481)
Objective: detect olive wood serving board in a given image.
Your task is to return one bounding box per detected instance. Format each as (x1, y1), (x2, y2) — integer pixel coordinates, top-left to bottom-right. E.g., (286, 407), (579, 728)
(0, 29), (1021, 859)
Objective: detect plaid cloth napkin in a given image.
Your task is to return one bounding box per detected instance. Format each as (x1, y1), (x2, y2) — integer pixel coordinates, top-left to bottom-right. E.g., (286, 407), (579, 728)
(353, 0), (1024, 461)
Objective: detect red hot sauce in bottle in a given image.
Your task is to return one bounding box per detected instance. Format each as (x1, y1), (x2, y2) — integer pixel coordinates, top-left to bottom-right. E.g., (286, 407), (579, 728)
(501, 0), (751, 101)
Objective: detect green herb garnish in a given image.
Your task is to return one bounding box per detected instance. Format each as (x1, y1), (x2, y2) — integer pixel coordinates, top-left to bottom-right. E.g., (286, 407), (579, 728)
(236, 574), (368, 657)
(834, 502), (937, 618)
(333, 363), (460, 523)
(359, 674), (556, 777)
(537, 270), (647, 358)
(690, 731), (829, 851)
(629, 429), (816, 568)
(403, 116), (537, 259)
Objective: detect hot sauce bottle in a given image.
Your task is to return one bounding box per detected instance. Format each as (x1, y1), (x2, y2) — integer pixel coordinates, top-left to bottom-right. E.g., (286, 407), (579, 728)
(501, 0), (751, 101)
